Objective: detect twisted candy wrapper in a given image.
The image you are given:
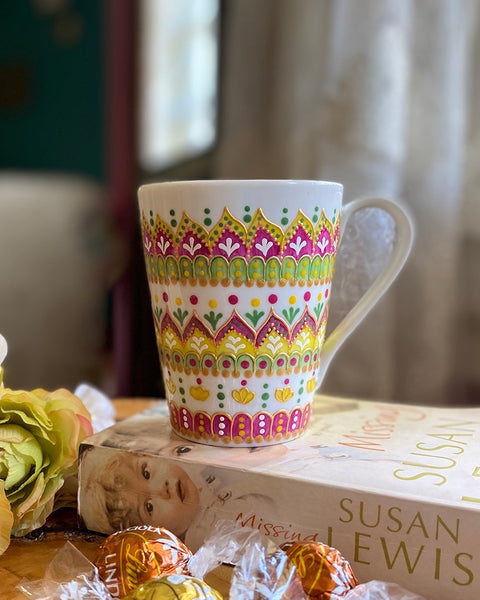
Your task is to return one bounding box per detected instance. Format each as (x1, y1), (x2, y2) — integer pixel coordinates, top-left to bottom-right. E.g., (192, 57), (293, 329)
(17, 542), (111, 600)
(189, 520), (307, 600)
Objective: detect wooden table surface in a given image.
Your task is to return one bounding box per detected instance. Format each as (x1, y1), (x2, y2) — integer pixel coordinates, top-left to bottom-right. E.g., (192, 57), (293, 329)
(0, 399), (232, 599)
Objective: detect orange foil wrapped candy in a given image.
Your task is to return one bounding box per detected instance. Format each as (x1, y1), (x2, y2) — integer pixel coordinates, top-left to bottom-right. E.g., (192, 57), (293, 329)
(123, 574), (223, 600)
(281, 541), (358, 599)
(94, 525), (192, 598)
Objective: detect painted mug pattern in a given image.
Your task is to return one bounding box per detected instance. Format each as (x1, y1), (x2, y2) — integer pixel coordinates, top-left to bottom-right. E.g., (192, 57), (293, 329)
(138, 181), (413, 446)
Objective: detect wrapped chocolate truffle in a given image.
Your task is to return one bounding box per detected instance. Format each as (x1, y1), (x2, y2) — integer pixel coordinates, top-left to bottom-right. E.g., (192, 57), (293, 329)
(281, 540), (358, 599)
(191, 519), (307, 600)
(122, 574), (223, 600)
(94, 525), (192, 598)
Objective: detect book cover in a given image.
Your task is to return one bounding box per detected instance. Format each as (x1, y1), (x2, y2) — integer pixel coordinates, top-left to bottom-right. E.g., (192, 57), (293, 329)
(77, 395), (480, 600)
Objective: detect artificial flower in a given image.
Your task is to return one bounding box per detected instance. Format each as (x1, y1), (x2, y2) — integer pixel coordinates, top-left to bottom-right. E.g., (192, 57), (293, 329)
(0, 385), (93, 550)
(0, 480), (13, 555)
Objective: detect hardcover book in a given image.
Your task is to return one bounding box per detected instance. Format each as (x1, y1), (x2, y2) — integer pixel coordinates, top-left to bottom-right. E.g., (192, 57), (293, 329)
(77, 395), (480, 600)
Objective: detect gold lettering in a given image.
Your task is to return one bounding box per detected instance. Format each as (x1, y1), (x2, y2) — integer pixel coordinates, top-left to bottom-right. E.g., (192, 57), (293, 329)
(435, 515), (460, 543)
(288, 546), (323, 594)
(434, 547), (441, 580)
(354, 532), (371, 564)
(406, 512), (429, 537)
(339, 498), (354, 523)
(394, 468), (447, 486)
(327, 526), (333, 547)
(380, 538), (424, 573)
(124, 546), (149, 590)
(359, 501), (381, 528)
(386, 506), (402, 533)
(453, 553), (474, 586)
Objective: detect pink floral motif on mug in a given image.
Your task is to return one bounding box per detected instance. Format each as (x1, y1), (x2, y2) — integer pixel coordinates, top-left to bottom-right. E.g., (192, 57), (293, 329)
(141, 207), (339, 286)
(168, 400), (312, 445)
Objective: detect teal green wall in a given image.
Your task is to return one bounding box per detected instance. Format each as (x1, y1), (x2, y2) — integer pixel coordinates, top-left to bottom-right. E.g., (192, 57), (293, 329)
(0, 1), (104, 180)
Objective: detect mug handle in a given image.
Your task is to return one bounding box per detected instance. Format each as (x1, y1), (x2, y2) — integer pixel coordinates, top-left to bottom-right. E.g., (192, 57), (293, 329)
(316, 197), (414, 386)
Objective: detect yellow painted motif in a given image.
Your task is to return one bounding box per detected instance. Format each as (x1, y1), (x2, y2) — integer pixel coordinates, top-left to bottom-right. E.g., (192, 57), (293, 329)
(232, 388), (255, 404)
(275, 387), (295, 403)
(190, 386), (210, 401)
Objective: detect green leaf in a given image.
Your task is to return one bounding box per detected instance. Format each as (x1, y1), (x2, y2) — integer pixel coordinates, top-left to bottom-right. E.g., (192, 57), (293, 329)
(204, 311), (223, 330)
(245, 310), (265, 327)
(172, 308), (189, 326)
(314, 302), (324, 320)
(282, 306), (300, 324)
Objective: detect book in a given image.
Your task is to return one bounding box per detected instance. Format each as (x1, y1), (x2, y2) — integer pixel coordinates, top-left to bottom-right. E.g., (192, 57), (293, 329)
(77, 394), (480, 600)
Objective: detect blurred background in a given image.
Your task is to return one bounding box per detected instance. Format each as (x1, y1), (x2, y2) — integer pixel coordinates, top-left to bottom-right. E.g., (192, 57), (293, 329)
(1, 0), (479, 407)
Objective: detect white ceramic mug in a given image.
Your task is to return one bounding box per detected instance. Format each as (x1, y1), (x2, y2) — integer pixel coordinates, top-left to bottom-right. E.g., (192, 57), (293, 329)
(138, 180), (413, 446)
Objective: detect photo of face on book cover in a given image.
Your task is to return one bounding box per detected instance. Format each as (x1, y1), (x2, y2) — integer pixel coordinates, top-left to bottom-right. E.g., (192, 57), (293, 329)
(78, 434), (285, 549)
(77, 397), (361, 549)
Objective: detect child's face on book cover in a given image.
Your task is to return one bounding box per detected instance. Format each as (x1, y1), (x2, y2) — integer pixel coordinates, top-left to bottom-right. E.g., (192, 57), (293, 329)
(95, 453), (200, 536)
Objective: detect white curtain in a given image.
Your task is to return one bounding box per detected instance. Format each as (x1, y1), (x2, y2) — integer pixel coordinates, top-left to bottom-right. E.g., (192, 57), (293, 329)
(215, 0), (480, 405)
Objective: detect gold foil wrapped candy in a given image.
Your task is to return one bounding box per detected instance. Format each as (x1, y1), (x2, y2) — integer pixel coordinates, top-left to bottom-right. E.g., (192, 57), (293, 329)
(123, 574), (223, 600)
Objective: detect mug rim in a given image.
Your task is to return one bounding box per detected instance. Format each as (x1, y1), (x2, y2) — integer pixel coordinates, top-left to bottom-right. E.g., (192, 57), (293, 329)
(138, 179), (343, 194)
